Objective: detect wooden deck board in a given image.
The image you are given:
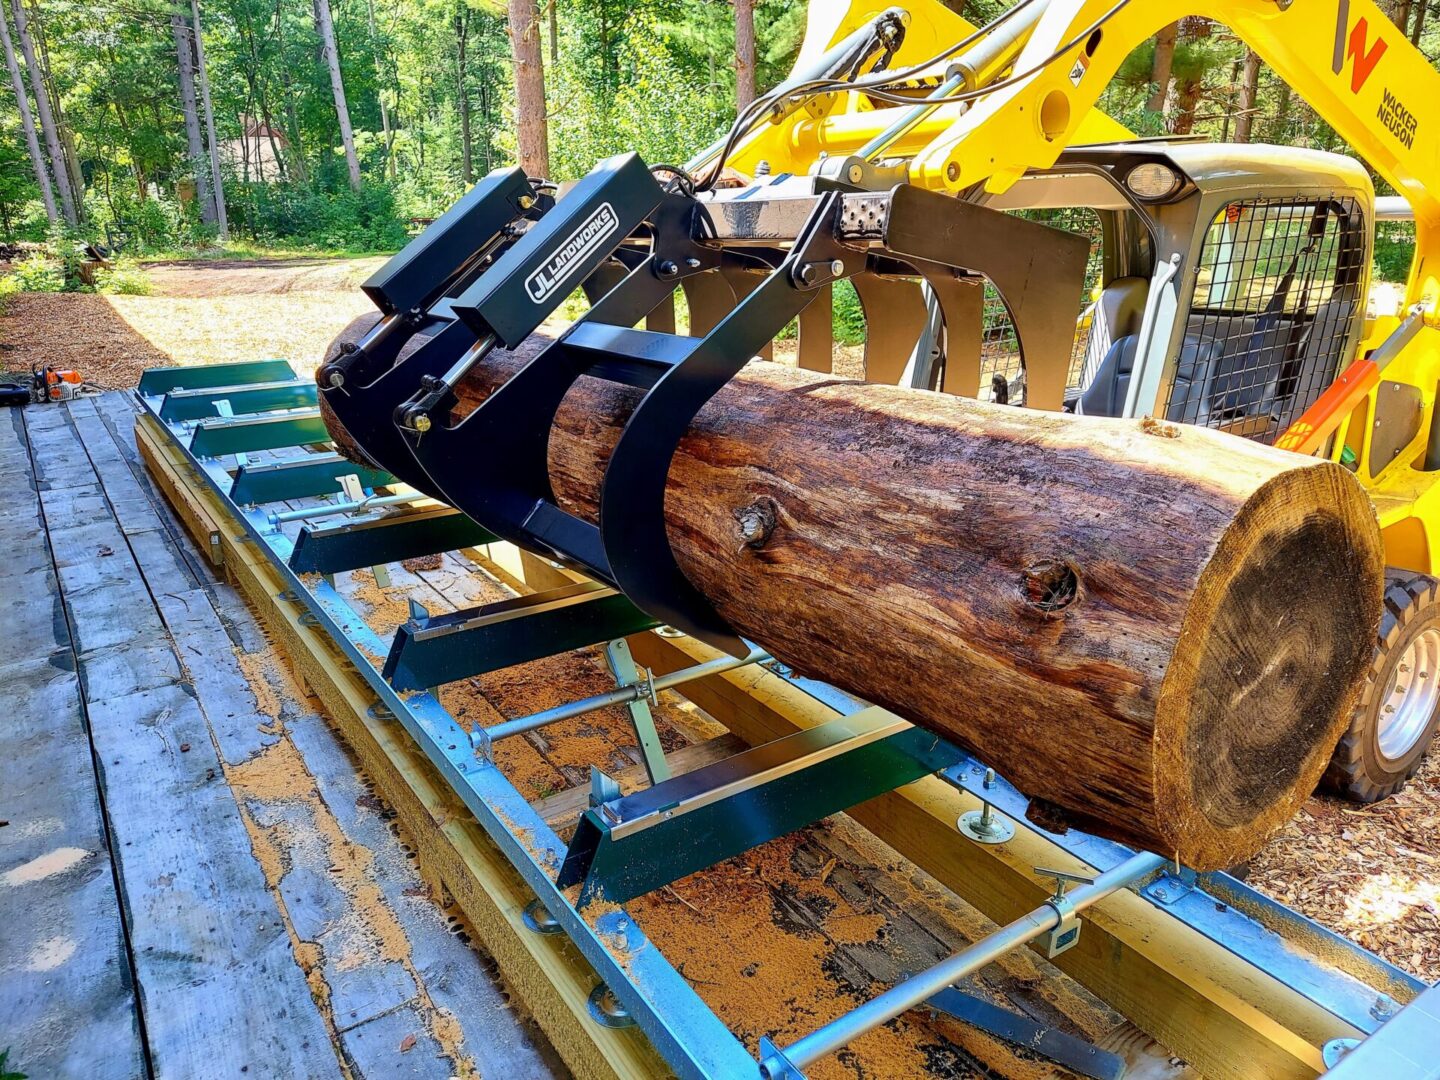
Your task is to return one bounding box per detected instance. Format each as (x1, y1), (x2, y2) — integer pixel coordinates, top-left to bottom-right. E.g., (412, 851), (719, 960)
(0, 408), (146, 1080)
(6, 395), (557, 1080)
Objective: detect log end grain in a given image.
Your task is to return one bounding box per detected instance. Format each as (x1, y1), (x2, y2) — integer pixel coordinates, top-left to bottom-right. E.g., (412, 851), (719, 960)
(1152, 460), (1384, 869)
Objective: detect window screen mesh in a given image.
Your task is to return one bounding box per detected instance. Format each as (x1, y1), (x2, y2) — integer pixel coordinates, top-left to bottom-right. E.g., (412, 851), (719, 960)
(1165, 197), (1364, 443)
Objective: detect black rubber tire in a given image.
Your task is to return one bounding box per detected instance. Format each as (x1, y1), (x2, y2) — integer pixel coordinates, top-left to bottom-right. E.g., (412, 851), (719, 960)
(1325, 570), (1440, 803)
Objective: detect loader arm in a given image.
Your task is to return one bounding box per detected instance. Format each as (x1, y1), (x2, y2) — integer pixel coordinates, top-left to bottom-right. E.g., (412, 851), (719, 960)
(740, 0), (1440, 315)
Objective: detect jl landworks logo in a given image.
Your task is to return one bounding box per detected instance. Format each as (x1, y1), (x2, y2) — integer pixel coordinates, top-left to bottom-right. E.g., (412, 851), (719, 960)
(525, 202), (619, 304)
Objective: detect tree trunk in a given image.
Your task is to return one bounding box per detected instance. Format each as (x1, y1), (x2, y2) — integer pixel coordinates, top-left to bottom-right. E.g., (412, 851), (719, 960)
(507, 0), (548, 178)
(1147, 22), (1177, 115)
(0, 1), (56, 221)
(319, 320), (1384, 870)
(734, 0), (756, 109)
(1393, 0), (1413, 33)
(1412, 0), (1428, 44)
(547, 0), (557, 66)
(26, 1), (81, 218)
(313, 0), (362, 191)
(1233, 49), (1262, 143)
(1169, 78), (1202, 135)
(10, 0), (73, 223)
(455, 8), (473, 184)
(191, 0), (229, 239)
(172, 11), (216, 225)
(275, 2), (308, 183)
(366, 0), (396, 180)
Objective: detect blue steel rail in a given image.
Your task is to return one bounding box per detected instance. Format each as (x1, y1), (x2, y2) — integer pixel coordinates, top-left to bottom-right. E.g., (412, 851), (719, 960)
(137, 360), (1426, 1077)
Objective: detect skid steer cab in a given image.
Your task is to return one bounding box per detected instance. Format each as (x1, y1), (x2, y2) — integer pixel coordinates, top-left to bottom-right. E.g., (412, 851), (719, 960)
(985, 138), (1439, 805)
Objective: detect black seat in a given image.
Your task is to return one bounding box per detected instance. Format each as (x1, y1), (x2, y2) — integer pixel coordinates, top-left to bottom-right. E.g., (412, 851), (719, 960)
(1076, 334), (1138, 417)
(1077, 334), (1226, 420)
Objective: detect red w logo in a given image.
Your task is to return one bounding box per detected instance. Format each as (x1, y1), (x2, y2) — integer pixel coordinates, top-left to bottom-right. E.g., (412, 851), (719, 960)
(1347, 17), (1389, 92)
(1334, 1), (1388, 93)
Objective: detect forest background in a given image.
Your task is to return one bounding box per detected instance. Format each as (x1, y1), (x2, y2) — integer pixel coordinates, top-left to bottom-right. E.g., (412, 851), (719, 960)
(0, 0), (1430, 291)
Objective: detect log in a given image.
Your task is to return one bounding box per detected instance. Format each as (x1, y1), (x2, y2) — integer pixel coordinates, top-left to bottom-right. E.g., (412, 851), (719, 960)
(321, 315), (1384, 870)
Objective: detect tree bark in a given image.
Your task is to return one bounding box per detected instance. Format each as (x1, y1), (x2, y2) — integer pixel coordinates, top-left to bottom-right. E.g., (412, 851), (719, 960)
(507, 0), (548, 178)
(319, 319), (1385, 870)
(10, 0), (73, 223)
(366, 0), (396, 180)
(191, 0), (229, 239)
(0, 0), (55, 222)
(734, 0), (756, 109)
(1147, 22), (1177, 115)
(313, 0), (362, 191)
(1392, 0), (1413, 34)
(1232, 50), (1262, 143)
(172, 11), (216, 225)
(1412, 0), (1428, 44)
(455, 7), (473, 184)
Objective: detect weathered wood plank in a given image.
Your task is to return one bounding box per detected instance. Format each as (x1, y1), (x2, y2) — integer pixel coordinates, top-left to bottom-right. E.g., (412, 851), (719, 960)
(29, 403), (340, 1078)
(285, 713), (557, 1075)
(0, 657), (147, 1080)
(0, 408), (145, 1080)
(135, 413), (663, 1080)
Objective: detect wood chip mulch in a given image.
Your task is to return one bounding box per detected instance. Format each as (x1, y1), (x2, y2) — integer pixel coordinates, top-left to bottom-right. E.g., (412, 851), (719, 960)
(1248, 751), (1440, 982)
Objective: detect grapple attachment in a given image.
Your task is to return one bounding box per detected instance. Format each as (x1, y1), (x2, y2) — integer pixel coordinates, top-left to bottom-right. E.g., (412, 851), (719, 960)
(323, 152), (1091, 654)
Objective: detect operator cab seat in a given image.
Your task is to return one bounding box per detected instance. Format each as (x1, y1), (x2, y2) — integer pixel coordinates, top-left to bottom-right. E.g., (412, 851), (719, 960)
(1073, 276), (1146, 417)
(1077, 333), (1227, 419)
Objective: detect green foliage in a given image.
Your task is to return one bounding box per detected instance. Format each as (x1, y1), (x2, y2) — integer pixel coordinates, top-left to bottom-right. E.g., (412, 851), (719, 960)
(1375, 223), (1417, 284)
(225, 181), (409, 252)
(832, 281), (866, 347)
(95, 261), (154, 295)
(0, 1047), (27, 1080)
(4, 253), (66, 293)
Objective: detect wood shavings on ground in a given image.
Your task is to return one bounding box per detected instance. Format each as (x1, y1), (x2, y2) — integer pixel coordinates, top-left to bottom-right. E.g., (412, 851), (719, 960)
(1248, 751), (1440, 982)
(0, 257), (382, 390)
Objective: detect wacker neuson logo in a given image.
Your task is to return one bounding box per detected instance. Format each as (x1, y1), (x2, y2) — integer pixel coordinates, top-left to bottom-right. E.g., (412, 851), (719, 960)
(526, 202), (619, 303)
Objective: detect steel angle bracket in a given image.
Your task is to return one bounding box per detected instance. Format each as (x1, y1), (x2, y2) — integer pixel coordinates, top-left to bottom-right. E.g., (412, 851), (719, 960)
(383, 580), (658, 691)
(288, 506), (497, 576)
(557, 707), (962, 903)
(138, 358), (297, 397)
(230, 454), (395, 506)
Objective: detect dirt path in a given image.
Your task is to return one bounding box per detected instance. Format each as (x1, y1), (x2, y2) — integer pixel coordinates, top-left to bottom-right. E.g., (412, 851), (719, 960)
(0, 257), (384, 389)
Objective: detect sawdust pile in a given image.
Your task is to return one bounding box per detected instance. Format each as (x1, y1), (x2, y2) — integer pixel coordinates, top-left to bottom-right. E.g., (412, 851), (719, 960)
(339, 556), (1162, 1077)
(1249, 752), (1440, 981)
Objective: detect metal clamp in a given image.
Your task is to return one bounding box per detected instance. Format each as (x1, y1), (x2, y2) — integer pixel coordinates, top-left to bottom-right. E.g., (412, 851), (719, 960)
(1035, 867), (1093, 958)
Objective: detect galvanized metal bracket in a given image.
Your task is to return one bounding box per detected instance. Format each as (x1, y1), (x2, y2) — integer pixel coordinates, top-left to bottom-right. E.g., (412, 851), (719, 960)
(605, 638), (670, 785)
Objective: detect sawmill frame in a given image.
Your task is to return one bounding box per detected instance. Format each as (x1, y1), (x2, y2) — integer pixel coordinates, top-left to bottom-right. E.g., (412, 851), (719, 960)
(134, 361), (1434, 1079)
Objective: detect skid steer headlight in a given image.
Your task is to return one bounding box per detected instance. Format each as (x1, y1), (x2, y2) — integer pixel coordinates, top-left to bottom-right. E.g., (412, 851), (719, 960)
(1125, 162), (1182, 201)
